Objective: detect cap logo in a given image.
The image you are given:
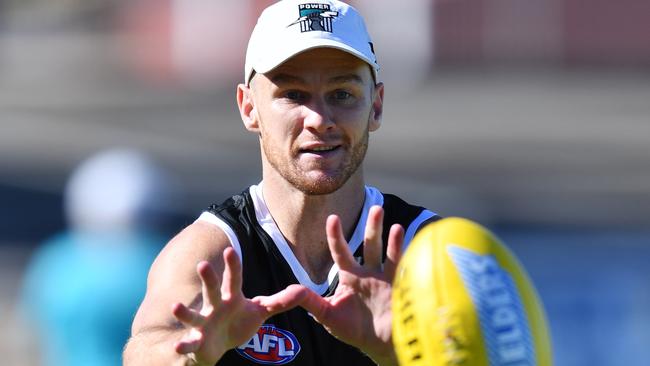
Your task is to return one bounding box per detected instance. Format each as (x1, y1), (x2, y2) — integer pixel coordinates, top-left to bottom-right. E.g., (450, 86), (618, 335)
(289, 3), (339, 33)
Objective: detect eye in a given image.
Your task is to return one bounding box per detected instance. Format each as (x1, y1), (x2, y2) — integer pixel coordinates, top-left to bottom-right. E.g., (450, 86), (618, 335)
(328, 90), (357, 106)
(333, 90), (352, 100)
(285, 90), (307, 102)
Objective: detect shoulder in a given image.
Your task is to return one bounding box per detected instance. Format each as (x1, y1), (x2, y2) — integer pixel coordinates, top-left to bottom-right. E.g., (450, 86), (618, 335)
(378, 190), (442, 247)
(132, 219), (231, 333)
(197, 189), (253, 230)
(382, 193), (425, 213)
(149, 219), (230, 289)
(380, 192), (440, 222)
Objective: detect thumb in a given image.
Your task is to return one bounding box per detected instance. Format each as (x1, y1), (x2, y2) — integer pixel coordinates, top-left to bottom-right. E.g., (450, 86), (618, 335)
(254, 284), (311, 317)
(294, 288), (332, 324)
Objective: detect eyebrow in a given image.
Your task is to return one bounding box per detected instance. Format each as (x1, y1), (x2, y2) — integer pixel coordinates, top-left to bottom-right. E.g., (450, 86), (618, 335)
(270, 73), (364, 86)
(270, 73), (307, 85)
(329, 74), (364, 85)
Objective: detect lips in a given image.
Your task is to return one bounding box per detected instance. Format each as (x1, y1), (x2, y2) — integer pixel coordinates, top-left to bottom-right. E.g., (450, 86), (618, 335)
(305, 146), (337, 152)
(299, 143), (341, 154)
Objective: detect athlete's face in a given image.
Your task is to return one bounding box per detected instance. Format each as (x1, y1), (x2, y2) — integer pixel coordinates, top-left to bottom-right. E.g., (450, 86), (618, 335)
(238, 48), (384, 195)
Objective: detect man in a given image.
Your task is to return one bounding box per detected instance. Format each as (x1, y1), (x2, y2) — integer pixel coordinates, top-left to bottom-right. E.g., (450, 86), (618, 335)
(124, 1), (439, 365)
(21, 148), (170, 366)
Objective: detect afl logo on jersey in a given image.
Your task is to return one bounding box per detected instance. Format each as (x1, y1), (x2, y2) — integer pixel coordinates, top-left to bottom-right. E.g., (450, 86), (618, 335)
(236, 324), (301, 364)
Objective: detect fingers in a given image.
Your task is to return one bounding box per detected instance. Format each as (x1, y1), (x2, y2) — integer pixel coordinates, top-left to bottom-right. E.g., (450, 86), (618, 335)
(383, 224), (404, 281)
(293, 287), (332, 324)
(175, 340), (201, 355)
(255, 284), (310, 316)
(363, 206), (384, 271)
(220, 247), (242, 300)
(326, 215), (357, 271)
(174, 328), (203, 355)
(198, 261), (222, 309)
(172, 302), (203, 327)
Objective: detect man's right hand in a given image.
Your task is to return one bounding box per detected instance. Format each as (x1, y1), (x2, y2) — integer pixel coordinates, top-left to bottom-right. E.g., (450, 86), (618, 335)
(171, 247), (307, 365)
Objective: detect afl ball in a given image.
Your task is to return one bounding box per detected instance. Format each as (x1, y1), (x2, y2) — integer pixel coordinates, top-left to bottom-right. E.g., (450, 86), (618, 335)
(392, 217), (552, 366)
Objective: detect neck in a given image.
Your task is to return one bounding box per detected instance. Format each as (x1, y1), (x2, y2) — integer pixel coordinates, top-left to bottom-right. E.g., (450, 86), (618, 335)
(261, 168), (366, 283)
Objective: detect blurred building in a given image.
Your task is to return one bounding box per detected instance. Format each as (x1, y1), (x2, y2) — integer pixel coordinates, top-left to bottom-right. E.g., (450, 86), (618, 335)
(433, 0), (650, 67)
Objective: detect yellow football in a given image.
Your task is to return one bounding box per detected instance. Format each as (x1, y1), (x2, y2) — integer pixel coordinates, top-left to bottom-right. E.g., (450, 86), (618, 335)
(392, 217), (552, 366)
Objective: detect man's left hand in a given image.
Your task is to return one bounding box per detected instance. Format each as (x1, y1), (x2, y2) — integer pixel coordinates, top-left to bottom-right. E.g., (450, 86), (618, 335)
(299, 205), (402, 366)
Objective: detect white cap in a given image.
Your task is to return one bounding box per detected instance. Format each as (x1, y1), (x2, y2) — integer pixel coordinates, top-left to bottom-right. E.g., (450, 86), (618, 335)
(244, 0), (379, 85)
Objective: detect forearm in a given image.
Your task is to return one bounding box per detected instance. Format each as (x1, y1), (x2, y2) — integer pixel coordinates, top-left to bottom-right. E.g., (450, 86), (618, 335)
(366, 345), (398, 366)
(369, 353), (398, 366)
(123, 329), (197, 366)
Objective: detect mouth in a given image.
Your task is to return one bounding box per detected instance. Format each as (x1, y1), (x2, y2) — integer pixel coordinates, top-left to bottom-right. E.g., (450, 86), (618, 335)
(299, 144), (341, 156)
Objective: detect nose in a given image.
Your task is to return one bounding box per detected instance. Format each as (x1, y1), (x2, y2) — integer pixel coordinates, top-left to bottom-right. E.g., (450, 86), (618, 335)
(302, 98), (334, 133)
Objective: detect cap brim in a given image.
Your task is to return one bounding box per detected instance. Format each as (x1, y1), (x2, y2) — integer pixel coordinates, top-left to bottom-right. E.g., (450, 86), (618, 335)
(246, 39), (378, 85)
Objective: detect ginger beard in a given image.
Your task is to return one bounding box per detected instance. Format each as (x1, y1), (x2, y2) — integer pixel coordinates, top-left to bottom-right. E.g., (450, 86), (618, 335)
(259, 120), (370, 196)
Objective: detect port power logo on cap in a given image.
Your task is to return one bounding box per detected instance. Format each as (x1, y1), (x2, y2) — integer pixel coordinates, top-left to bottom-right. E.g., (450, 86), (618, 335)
(289, 3), (339, 33)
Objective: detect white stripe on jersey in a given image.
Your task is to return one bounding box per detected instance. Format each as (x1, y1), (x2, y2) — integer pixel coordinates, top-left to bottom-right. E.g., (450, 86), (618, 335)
(402, 209), (437, 252)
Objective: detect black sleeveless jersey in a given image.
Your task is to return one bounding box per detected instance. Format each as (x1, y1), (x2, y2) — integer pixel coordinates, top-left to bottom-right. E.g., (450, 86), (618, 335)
(199, 184), (440, 366)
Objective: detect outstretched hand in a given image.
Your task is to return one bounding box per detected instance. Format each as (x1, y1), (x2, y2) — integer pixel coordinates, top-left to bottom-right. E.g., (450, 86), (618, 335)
(171, 247), (306, 365)
(300, 206), (403, 366)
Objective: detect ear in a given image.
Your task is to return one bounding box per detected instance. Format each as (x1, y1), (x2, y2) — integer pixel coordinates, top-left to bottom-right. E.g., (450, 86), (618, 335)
(369, 82), (384, 132)
(237, 83), (259, 133)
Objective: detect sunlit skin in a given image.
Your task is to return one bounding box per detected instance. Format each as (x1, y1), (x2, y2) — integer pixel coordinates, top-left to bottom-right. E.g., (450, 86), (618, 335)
(238, 48), (384, 196)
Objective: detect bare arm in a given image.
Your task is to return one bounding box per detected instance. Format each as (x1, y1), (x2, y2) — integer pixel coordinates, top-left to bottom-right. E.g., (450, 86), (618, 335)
(123, 221), (307, 365)
(123, 221), (227, 365)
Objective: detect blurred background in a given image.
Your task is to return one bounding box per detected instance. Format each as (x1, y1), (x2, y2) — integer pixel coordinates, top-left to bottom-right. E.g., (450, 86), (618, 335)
(1, 0), (648, 365)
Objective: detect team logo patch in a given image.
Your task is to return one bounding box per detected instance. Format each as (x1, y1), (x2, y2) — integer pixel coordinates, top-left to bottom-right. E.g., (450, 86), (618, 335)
(289, 3), (339, 33)
(447, 245), (535, 366)
(236, 324), (301, 364)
